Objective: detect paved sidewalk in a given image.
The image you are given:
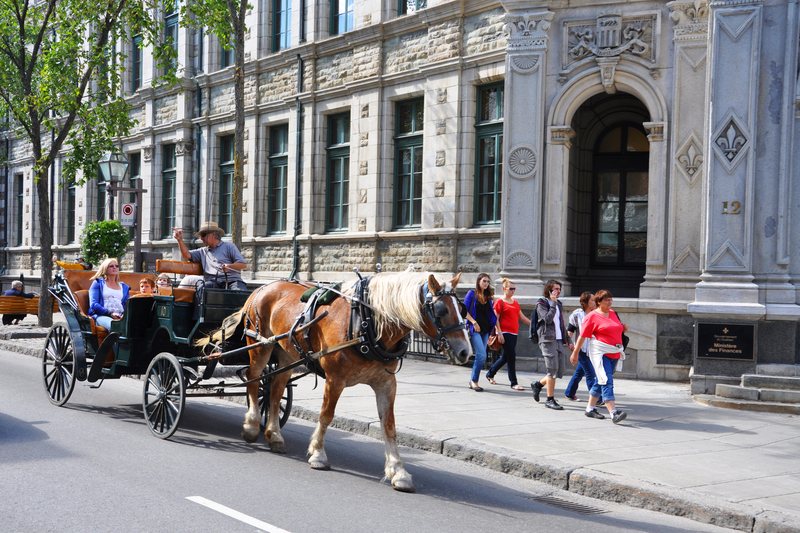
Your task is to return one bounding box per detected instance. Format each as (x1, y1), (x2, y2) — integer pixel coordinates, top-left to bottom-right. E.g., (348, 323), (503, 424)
(4, 314), (799, 532)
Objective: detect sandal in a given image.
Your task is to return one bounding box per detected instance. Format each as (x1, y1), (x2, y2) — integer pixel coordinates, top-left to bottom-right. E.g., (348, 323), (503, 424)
(511, 384), (525, 391)
(485, 373), (498, 385)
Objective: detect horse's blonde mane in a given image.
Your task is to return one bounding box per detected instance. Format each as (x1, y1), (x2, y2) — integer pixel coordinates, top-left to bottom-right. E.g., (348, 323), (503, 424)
(362, 272), (445, 340)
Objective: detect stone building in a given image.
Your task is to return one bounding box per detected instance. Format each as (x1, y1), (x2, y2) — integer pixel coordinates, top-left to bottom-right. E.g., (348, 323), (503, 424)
(1, 0), (799, 389)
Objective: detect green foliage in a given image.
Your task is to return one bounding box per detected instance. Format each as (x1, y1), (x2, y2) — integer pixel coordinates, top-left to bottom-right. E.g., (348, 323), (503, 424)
(79, 220), (131, 266)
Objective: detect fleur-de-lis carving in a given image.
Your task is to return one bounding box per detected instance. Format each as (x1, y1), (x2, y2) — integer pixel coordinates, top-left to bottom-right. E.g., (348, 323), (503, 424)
(716, 124), (746, 161)
(678, 144), (703, 175)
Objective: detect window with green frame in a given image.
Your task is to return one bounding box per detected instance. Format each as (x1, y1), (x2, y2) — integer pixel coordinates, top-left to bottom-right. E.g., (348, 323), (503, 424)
(164, 0), (179, 74)
(268, 125), (289, 234)
(474, 83), (503, 225)
(326, 113), (350, 231)
(398, 0), (426, 15)
(132, 35), (143, 91)
(221, 38), (234, 69)
(331, 0), (353, 36)
(162, 144), (176, 238)
(67, 183), (76, 243)
(96, 168), (107, 221)
(219, 135), (234, 235)
(127, 153), (141, 240)
(394, 98), (423, 228)
(15, 174), (23, 246)
(273, 0), (291, 52)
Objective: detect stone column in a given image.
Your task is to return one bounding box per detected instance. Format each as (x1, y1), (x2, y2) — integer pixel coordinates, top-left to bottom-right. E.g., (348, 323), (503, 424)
(542, 125), (574, 280)
(662, 0), (709, 301)
(689, 0), (763, 317)
(499, 8), (554, 300)
(639, 121), (668, 298)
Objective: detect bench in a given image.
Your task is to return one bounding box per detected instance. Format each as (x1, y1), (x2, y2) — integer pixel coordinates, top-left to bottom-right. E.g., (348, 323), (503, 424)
(0, 295), (59, 316)
(155, 260), (203, 304)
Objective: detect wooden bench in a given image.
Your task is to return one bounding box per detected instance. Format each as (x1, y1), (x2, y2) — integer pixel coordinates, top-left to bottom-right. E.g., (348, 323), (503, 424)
(0, 295), (58, 316)
(155, 260), (203, 303)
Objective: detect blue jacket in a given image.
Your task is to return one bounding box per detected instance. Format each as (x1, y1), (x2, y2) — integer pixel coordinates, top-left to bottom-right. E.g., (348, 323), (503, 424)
(88, 278), (130, 320)
(463, 289), (497, 336)
(3, 288), (35, 298)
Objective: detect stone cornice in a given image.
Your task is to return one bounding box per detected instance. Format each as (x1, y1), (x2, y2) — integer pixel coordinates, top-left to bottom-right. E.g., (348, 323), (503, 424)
(667, 0), (710, 41)
(504, 10), (555, 52)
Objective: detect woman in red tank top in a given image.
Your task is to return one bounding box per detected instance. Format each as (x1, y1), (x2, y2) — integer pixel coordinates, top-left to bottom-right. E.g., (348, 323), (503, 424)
(486, 278), (531, 390)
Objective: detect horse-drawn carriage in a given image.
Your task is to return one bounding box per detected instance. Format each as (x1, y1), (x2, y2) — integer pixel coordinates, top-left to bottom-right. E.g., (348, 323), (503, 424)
(43, 260), (292, 439)
(44, 263), (472, 492)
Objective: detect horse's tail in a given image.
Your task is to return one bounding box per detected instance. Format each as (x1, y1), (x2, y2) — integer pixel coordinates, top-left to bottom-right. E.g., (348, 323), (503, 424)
(194, 309), (246, 348)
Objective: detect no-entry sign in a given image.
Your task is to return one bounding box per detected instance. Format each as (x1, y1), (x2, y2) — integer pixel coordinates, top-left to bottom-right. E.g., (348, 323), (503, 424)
(120, 203), (135, 227)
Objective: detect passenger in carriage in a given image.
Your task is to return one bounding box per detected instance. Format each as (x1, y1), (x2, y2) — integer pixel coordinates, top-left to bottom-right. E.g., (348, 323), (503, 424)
(172, 221), (247, 290)
(88, 258), (131, 331)
(156, 274), (172, 294)
(138, 278), (155, 295)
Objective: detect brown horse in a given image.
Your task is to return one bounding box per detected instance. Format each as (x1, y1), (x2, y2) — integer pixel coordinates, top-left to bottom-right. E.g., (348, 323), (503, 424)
(207, 271), (471, 492)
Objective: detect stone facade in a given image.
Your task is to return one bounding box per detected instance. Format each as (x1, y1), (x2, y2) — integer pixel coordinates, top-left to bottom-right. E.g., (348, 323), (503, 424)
(2, 0), (799, 386)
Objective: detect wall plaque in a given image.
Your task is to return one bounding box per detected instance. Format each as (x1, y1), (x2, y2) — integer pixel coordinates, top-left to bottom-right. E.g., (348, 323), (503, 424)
(696, 322), (755, 361)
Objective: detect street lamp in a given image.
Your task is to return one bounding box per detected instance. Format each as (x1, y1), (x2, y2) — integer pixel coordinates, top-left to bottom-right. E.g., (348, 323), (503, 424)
(99, 151), (147, 272)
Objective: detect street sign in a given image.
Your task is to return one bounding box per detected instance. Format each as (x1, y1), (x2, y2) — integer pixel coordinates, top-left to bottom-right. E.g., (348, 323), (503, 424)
(120, 203), (135, 227)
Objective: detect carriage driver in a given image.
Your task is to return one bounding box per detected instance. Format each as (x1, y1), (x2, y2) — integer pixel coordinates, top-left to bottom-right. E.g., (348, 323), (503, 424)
(172, 221), (247, 290)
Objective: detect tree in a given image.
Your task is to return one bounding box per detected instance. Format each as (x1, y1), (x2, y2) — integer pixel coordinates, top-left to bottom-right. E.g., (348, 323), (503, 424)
(0, 0), (176, 327)
(181, 0), (247, 249)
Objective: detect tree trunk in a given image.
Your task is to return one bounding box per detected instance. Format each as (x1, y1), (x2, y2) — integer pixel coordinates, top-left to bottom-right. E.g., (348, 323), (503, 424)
(35, 166), (53, 328)
(231, 10), (246, 250)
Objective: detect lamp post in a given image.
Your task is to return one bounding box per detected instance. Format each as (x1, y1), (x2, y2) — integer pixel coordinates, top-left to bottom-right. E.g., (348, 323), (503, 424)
(99, 152), (148, 272)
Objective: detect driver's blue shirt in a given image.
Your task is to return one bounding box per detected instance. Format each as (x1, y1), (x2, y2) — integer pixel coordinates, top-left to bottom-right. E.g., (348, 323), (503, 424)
(189, 241), (246, 285)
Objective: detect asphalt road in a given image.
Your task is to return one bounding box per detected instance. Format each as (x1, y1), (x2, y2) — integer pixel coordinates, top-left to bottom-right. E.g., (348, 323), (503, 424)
(1, 349), (738, 533)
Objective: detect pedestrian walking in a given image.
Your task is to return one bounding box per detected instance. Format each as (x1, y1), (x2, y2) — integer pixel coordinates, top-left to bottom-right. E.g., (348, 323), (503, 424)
(564, 291), (603, 405)
(530, 280), (574, 409)
(486, 278), (531, 391)
(463, 273), (497, 392)
(570, 290), (629, 424)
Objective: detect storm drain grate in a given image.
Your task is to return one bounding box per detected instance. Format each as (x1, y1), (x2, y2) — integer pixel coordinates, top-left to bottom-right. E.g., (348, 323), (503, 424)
(527, 495), (610, 515)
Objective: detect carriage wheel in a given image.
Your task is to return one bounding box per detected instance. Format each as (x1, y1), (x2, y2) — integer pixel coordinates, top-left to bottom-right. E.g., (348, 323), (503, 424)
(42, 325), (77, 406)
(143, 352), (186, 439)
(258, 368), (293, 430)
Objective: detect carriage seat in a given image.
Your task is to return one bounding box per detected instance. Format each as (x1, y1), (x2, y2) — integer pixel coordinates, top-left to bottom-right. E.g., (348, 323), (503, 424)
(73, 289), (142, 349)
(155, 259), (203, 303)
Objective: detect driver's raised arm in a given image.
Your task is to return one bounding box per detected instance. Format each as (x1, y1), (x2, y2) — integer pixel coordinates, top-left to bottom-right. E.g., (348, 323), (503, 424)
(172, 227), (191, 260)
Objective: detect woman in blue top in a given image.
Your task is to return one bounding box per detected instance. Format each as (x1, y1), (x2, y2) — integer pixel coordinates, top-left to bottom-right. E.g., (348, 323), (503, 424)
(88, 258), (131, 331)
(463, 273), (497, 392)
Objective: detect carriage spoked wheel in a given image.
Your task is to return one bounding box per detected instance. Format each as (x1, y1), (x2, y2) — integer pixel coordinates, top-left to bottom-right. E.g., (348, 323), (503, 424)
(42, 325), (77, 406)
(257, 365), (293, 430)
(143, 352), (186, 439)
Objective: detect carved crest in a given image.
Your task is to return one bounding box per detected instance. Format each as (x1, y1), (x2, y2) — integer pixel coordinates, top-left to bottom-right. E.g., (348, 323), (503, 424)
(562, 11), (658, 70)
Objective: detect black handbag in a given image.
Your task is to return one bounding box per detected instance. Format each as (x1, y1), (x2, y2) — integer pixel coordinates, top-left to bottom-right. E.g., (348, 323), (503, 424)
(614, 310), (630, 350)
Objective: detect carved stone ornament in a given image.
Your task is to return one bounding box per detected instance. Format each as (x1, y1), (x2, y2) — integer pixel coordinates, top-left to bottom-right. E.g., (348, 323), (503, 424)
(506, 251), (535, 269)
(643, 121), (665, 142)
(504, 11), (554, 52)
(510, 55), (539, 74)
(596, 56), (620, 94)
(712, 111), (749, 171)
(667, 0), (709, 41)
(550, 126), (576, 148)
(176, 140), (193, 156)
(675, 133), (704, 185)
(507, 145), (537, 179)
(562, 10), (658, 70)
(143, 146), (154, 162)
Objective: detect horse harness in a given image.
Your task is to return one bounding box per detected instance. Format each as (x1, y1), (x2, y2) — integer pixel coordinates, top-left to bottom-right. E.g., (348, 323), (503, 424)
(421, 281), (468, 354)
(348, 276), (408, 363)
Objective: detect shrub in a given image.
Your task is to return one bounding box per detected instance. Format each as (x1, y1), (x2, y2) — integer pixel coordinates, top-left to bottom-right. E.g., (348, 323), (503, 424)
(79, 220), (130, 266)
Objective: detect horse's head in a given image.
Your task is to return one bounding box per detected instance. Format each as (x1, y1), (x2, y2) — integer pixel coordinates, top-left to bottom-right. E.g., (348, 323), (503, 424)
(421, 272), (472, 365)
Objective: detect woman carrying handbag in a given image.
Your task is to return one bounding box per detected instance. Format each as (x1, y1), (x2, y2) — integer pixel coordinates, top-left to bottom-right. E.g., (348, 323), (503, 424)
(463, 273), (497, 392)
(486, 278), (531, 391)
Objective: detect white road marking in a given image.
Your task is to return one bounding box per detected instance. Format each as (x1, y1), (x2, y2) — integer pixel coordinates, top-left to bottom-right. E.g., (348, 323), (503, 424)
(187, 496), (292, 533)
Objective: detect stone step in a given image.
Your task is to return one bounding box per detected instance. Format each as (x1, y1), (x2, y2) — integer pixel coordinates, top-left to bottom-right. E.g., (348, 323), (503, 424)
(694, 394), (800, 415)
(756, 364), (800, 377)
(716, 384), (800, 404)
(741, 374), (800, 391)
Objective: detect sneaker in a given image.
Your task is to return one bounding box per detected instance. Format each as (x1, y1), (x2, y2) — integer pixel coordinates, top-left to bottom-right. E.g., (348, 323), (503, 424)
(585, 408), (605, 420)
(565, 394), (579, 402)
(544, 398), (564, 410)
(532, 381), (544, 402)
(612, 411), (627, 424)
(596, 399), (605, 407)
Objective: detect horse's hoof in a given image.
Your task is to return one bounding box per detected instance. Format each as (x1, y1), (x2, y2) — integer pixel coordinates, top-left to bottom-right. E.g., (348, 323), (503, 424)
(392, 479), (415, 493)
(309, 460), (330, 470)
(269, 441), (287, 454)
(242, 430), (258, 444)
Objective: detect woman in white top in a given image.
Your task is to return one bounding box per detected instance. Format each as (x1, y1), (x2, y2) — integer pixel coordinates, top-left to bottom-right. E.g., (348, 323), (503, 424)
(88, 258), (131, 331)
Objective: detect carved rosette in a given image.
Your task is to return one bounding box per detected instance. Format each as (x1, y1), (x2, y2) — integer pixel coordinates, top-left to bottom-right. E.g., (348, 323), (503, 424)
(667, 0), (710, 41)
(510, 55), (540, 74)
(504, 11), (554, 52)
(507, 145), (537, 180)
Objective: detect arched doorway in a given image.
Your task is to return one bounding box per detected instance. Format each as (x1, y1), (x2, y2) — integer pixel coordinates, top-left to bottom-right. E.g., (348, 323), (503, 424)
(566, 93), (650, 297)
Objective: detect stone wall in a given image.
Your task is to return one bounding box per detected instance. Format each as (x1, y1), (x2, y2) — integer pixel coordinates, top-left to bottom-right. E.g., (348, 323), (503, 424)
(463, 8), (508, 56)
(154, 94), (178, 125)
(255, 243), (297, 272)
(209, 83), (235, 115)
(316, 50), (354, 90)
(384, 30), (429, 74)
(353, 43), (381, 80)
(258, 66), (297, 103)
(456, 236), (501, 273)
(10, 138), (32, 162)
(428, 20), (461, 62)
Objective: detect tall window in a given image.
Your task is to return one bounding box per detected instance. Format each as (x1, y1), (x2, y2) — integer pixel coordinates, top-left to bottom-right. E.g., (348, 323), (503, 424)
(97, 169), (107, 221)
(221, 37), (234, 68)
(593, 125), (649, 264)
(399, 0), (426, 15)
(394, 99), (423, 228)
(475, 83), (503, 225)
(132, 34), (143, 91)
(273, 0), (291, 52)
(219, 135), (234, 235)
(268, 125), (289, 234)
(331, 0), (353, 35)
(326, 113), (350, 231)
(15, 175), (23, 246)
(127, 153), (141, 239)
(67, 183), (76, 244)
(162, 144), (176, 238)
(164, 1), (179, 74)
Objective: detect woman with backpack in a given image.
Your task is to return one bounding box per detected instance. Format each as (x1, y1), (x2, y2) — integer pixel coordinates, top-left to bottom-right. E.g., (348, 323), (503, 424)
(486, 278), (531, 391)
(463, 273), (496, 392)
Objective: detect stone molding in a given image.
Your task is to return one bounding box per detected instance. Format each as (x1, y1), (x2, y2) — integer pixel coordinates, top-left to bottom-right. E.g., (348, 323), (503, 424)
(504, 11), (554, 52)
(643, 122), (665, 142)
(549, 126), (576, 149)
(668, 0), (710, 41)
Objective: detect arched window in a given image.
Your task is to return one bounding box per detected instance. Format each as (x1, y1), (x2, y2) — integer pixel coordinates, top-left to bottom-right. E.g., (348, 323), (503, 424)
(593, 125), (649, 265)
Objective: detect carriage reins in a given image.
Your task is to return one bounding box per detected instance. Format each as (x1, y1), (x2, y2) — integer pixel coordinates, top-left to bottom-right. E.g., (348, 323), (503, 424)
(421, 282), (468, 355)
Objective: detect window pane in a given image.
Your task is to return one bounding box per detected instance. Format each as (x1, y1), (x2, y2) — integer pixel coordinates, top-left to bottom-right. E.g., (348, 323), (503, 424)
(627, 127), (650, 152)
(414, 102), (424, 131)
(480, 87), (498, 122)
(598, 127), (622, 152)
(624, 233), (647, 263)
(398, 103), (413, 134)
(624, 202), (648, 232)
(626, 171), (648, 201)
(597, 172), (620, 201)
(597, 202), (619, 232)
(480, 137), (496, 166)
(596, 233), (618, 262)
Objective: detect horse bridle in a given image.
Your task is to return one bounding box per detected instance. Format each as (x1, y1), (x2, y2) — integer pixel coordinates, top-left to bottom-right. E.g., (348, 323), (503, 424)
(422, 282), (467, 354)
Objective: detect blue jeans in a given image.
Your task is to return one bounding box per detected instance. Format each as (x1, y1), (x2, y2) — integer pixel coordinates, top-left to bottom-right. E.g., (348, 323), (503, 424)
(487, 333), (519, 387)
(565, 351), (601, 399)
(470, 332), (489, 383)
(94, 315), (114, 331)
(588, 356), (618, 402)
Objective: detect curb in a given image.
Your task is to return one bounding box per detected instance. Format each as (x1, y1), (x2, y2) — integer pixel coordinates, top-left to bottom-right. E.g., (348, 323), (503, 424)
(7, 345), (800, 533)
